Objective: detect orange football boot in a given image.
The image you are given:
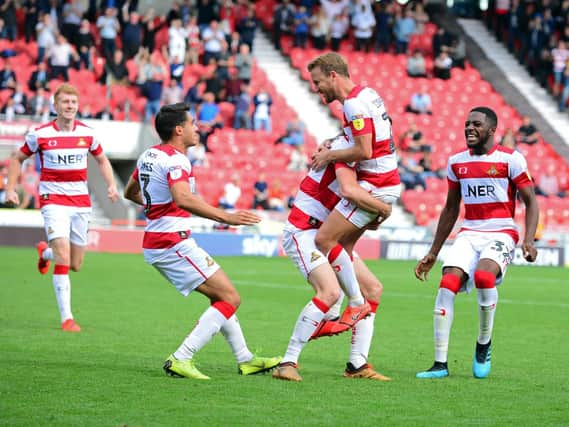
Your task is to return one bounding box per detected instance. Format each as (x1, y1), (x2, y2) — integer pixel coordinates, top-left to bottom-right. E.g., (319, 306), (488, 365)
(36, 241), (50, 275)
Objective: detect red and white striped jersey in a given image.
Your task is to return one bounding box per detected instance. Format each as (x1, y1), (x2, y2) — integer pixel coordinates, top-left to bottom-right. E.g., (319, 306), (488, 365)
(447, 145), (533, 243)
(342, 85), (400, 190)
(20, 120), (103, 209)
(132, 144), (196, 260)
(287, 137), (353, 230)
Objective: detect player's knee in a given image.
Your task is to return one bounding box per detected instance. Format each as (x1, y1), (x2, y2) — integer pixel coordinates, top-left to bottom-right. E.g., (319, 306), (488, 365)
(224, 291), (241, 309)
(316, 288), (341, 307)
(314, 231), (334, 254)
(439, 273), (462, 294)
(474, 270), (496, 289)
(363, 281), (383, 301)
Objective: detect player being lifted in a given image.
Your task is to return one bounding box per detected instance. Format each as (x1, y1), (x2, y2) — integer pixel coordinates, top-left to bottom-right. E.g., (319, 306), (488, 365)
(414, 107), (539, 379)
(5, 83), (119, 332)
(124, 103), (281, 379)
(273, 135), (392, 382)
(307, 52), (401, 327)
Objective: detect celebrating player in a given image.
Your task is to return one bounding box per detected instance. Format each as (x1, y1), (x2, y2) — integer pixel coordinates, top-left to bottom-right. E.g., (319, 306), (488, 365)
(273, 135), (392, 382)
(123, 103), (281, 380)
(414, 107), (539, 379)
(5, 83), (119, 332)
(306, 52), (400, 324)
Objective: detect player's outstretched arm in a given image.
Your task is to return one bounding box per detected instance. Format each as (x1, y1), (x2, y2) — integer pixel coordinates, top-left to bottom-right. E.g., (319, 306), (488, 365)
(518, 185), (539, 262)
(94, 152), (119, 202)
(124, 175), (143, 205)
(335, 166), (392, 218)
(414, 186), (461, 281)
(5, 150), (29, 206)
(171, 181), (261, 226)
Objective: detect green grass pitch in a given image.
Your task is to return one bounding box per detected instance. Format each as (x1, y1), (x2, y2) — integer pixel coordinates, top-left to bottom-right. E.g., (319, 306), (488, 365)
(1, 246), (568, 426)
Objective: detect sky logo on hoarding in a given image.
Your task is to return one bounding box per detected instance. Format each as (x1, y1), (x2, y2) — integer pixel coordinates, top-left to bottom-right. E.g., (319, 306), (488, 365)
(242, 235), (278, 257)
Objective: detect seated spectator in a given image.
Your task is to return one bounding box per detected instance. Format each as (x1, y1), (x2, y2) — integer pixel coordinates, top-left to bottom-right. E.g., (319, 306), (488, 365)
(161, 79), (184, 105)
(187, 141), (209, 167)
(196, 91), (223, 151)
(233, 83), (252, 130)
(78, 104), (93, 119)
(287, 145), (308, 171)
(253, 173), (270, 210)
(0, 60), (16, 90)
(48, 34), (79, 81)
(253, 88), (273, 132)
(516, 116), (539, 145)
(2, 98), (16, 121)
(95, 105), (114, 120)
(268, 180), (286, 212)
(224, 69), (243, 104)
(418, 150), (444, 179)
(405, 89), (433, 115)
(102, 48), (129, 86)
(536, 163), (566, 198)
(399, 122), (430, 152)
(10, 83), (28, 115)
(20, 161), (40, 209)
(218, 174), (242, 209)
(397, 149), (426, 190)
(169, 55), (184, 84)
(499, 127), (517, 149)
(407, 49), (428, 78)
(449, 36), (466, 69)
(275, 116), (305, 146)
(433, 50), (452, 80)
(28, 87), (51, 119)
(28, 61), (50, 92)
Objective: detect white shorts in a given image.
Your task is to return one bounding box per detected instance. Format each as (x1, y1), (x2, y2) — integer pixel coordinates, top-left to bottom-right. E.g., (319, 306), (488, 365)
(148, 238), (220, 297)
(41, 204), (91, 246)
(335, 182), (400, 229)
(282, 224), (328, 279)
(442, 231), (516, 292)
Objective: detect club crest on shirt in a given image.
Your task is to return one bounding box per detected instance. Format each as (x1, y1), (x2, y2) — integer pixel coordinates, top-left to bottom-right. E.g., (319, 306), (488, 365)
(486, 165), (499, 176)
(77, 138), (87, 147)
(47, 226), (54, 235)
(310, 251), (321, 263)
(206, 256), (214, 267)
(351, 114), (365, 131)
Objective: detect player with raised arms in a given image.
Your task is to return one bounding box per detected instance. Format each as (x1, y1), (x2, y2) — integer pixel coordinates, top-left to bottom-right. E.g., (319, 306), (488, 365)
(124, 102), (281, 380)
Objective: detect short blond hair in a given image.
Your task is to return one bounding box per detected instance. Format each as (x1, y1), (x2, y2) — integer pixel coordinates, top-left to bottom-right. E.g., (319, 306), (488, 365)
(307, 52), (350, 78)
(54, 83), (79, 102)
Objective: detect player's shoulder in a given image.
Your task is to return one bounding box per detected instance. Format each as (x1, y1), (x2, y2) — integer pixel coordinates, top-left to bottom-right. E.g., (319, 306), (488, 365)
(493, 145), (526, 163)
(32, 120), (56, 134)
(448, 148), (470, 164)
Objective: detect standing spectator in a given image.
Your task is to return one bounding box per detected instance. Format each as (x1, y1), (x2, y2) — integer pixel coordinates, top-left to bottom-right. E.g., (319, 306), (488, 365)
(23, 0), (40, 43)
(10, 83), (28, 115)
(432, 27), (452, 58)
(141, 8), (163, 53)
(61, 0), (83, 46)
(95, 105), (114, 120)
(309, 7), (330, 50)
(253, 173), (269, 210)
(273, 0), (295, 51)
(412, 3), (429, 34)
(449, 36), (466, 69)
(433, 50), (452, 80)
(551, 40), (569, 97)
(219, 0), (236, 37)
(373, 0), (394, 53)
(393, 9), (416, 54)
(234, 43), (253, 84)
(237, 6), (259, 51)
(48, 34), (79, 82)
(215, 40), (231, 82)
(228, 30), (241, 55)
(196, 0), (218, 28)
(75, 19), (95, 70)
(0, 0), (17, 41)
(218, 174), (242, 210)
(499, 127), (517, 149)
(187, 141), (208, 168)
(167, 18), (188, 64)
(142, 54), (166, 122)
(121, 8), (143, 60)
(203, 60), (225, 102)
(196, 91), (223, 151)
(329, 10), (349, 52)
(103, 48), (129, 86)
(233, 83), (251, 130)
(186, 15), (202, 65)
(29, 86), (51, 120)
(96, 7), (120, 61)
(292, 5), (310, 48)
(253, 88), (272, 132)
(406, 89), (433, 115)
(201, 20), (225, 66)
(407, 49), (428, 77)
(536, 163), (566, 198)
(36, 13), (57, 64)
(169, 55), (184, 85)
(351, 0), (376, 53)
(515, 116), (540, 145)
